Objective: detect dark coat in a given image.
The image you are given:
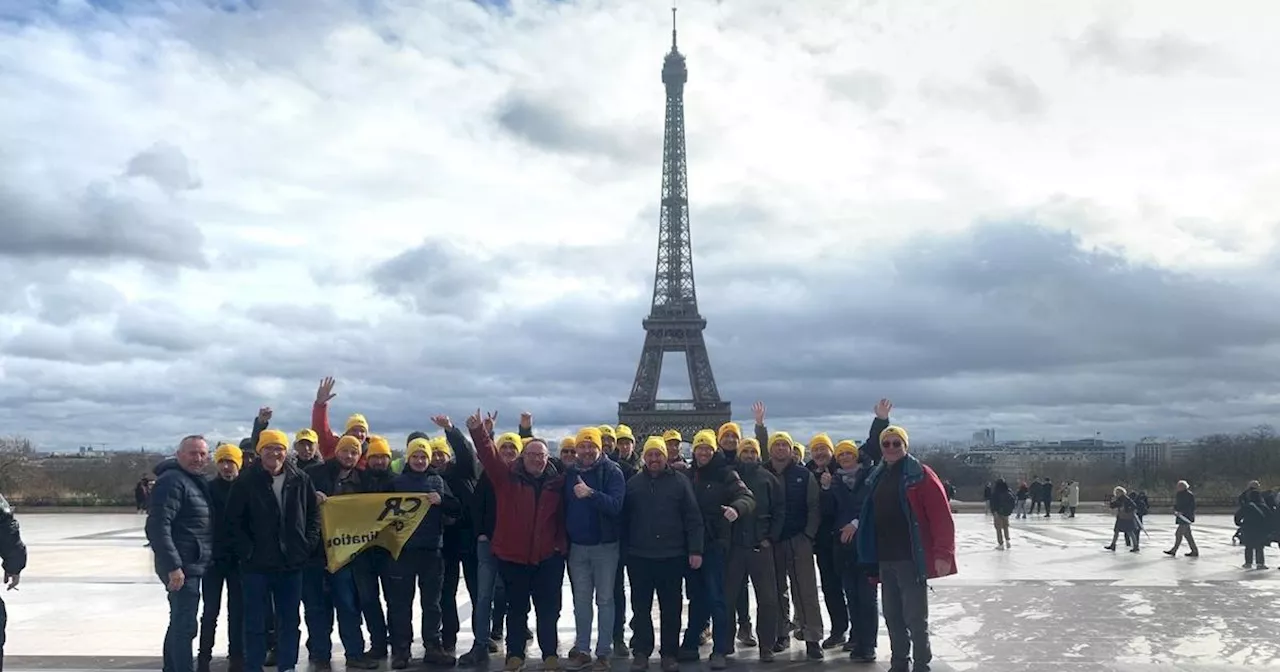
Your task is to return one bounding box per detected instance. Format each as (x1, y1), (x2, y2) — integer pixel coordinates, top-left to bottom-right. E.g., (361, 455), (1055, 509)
(768, 459), (819, 542)
(732, 461), (785, 548)
(225, 461), (321, 573)
(563, 457), (627, 546)
(622, 467), (704, 559)
(0, 494), (27, 577)
(439, 426), (480, 553)
(392, 467), (459, 550)
(145, 460), (213, 578)
(206, 475), (238, 564)
(1174, 489), (1196, 524)
(689, 451), (755, 551)
(473, 473), (498, 540)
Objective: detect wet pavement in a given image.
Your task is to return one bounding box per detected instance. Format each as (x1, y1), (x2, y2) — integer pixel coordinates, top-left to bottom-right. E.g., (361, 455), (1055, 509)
(5, 512), (1278, 670)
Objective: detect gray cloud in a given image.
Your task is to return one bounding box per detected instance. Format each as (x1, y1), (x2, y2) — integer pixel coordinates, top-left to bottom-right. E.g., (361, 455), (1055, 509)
(31, 275), (126, 326)
(494, 91), (656, 164)
(125, 142), (202, 193)
(369, 240), (502, 318)
(920, 65), (1046, 119)
(827, 69), (893, 111)
(1067, 21), (1217, 76)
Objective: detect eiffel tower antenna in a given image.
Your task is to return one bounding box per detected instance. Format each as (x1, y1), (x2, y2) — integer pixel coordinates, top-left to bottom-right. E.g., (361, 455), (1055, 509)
(618, 13), (731, 441)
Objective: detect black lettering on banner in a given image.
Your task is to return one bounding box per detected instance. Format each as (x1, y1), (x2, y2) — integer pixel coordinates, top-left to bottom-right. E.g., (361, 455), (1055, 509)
(376, 495), (425, 522)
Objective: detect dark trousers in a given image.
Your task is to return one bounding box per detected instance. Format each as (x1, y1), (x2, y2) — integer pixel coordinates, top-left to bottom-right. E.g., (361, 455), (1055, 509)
(735, 581), (750, 627)
(612, 555), (628, 642)
(354, 548), (394, 654)
(301, 564), (365, 662)
(836, 545), (877, 655)
(199, 561), (244, 662)
(815, 539), (847, 638)
(442, 543), (478, 649)
(627, 556), (685, 660)
(0, 594), (6, 671)
(163, 576), (203, 672)
(242, 570), (303, 672)
(263, 591), (276, 652)
(724, 546), (778, 650)
(1029, 499), (1042, 514)
(879, 560), (930, 670)
(1246, 545), (1267, 566)
(498, 555), (565, 661)
(684, 545), (730, 655)
(388, 547), (445, 657)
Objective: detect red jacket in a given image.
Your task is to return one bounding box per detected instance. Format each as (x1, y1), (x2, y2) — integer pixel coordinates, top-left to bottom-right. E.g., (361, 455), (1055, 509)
(312, 402), (368, 470)
(857, 455), (957, 581)
(472, 426), (566, 565)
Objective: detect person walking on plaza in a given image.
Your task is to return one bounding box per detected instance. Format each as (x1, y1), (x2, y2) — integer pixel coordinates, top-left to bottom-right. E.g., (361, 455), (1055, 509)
(1236, 490), (1271, 569)
(1067, 481), (1080, 518)
(302, 436), (380, 670)
(198, 444), (245, 672)
(722, 437), (783, 662)
(146, 435), (213, 672)
(990, 479), (1014, 549)
(0, 491), (28, 671)
(623, 436), (704, 672)
(857, 421), (957, 672)
(678, 430), (754, 669)
(1104, 487), (1140, 553)
(469, 410), (567, 672)
(1164, 480), (1200, 558)
(226, 429), (322, 672)
(563, 427), (627, 671)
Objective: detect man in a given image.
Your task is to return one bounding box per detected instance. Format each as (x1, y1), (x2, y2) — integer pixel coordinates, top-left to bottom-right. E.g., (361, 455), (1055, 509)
(722, 437), (782, 662)
(311, 376), (371, 464)
(429, 416), (481, 656)
(678, 429), (754, 669)
(303, 436), (379, 670)
(469, 410), (567, 672)
(198, 443), (245, 672)
(607, 425), (639, 656)
(761, 430), (823, 660)
(563, 428), (627, 671)
(716, 422), (741, 464)
(662, 431), (687, 470)
(226, 429), (322, 672)
(0, 491), (27, 671)
(292, 429), (323, 470)
(857, 423), (956, 672)
(831, 440), (878, 663)
(559, 437), (577, 468)
(598, 425), (617, 456)
(354, 436), (397, 660)
(1165, 480), (1200, 557)
(807, 432), (848, 650)
(146, 435), (213, 672)
(388, 433), (460, 669)
(459, 432), (524, 667)
(622, 437), (703, 672)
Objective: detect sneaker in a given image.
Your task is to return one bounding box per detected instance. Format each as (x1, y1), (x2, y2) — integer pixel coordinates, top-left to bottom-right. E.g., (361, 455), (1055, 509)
(566, 650), (593, 671)
(1163, 549), (1176, 556)
(736, 624), (756, 647)
(806, 642), (823, 660)
(709, 654), (727, 670)
(659, 657), (679, 672)
(996, 543), (1004, 550)
(422, 645), (458, 666)
(592, 656), (611, 672)
(504, 657), (527, 672)
(630, 657), (649, 671)
(821, 635), (846, 650)
(544, 654), (562, 671)
(346, 657), (380, 670)
(758, 648), (774, 663)
(771, 638), (788, 653)
(460, 648), (491, 666)
(1006, 539), (1012, 548)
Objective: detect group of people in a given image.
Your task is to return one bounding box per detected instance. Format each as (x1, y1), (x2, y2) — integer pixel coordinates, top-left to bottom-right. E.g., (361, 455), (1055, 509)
(141, 378), (956, 672)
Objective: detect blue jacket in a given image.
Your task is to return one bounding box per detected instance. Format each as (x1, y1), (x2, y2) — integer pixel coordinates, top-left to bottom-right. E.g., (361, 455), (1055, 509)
(563, 457), (626, 546)
(145, 459), (213, 578)
(392, 467), (460, 550)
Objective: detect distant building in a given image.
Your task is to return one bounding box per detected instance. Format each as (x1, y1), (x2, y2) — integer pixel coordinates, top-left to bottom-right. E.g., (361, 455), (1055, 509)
(1133, 437), (1196, 467)
(961, 438), (1128, 478)
(971, 429), (996, 447)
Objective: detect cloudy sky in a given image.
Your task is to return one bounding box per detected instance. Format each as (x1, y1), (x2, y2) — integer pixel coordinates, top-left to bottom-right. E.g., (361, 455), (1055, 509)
(2, 0), (1279, 451)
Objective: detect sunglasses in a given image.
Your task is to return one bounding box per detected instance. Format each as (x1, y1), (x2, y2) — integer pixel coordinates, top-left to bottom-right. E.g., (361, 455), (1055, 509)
(881, 440), (904, 449)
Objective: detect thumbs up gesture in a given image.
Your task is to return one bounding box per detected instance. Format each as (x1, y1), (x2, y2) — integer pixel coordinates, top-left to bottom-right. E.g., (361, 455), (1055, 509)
(573, 475), (593, 499)
(722, 505), (739, 522)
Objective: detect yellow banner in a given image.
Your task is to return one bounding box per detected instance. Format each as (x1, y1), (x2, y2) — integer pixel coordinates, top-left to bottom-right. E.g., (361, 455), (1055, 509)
(320, 493), (432, 573)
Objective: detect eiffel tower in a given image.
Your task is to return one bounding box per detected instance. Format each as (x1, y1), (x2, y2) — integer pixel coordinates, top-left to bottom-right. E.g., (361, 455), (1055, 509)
(618, 9), (731, 441)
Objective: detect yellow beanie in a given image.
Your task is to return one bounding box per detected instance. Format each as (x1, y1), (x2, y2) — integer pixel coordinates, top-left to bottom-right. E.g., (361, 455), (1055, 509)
(407, 438), (431, 457)
(662, 429), (682, 443)
(738, 437), (761, 455)
(642, 436), (666, 456)
(344, 414), (369, 433)
(335, 435), (363, 455)
(560, 437), (576, 450)
(214, 443), (243, 468)
(366, 435), (392, 458)
(294, 429), (318, 445)
(258, 429), (289, 452)
(809, 433), (835, 454)
(576, 427), (602, 449)
(615, 424), (635, 441)
(834, 440), (859, 460)
(717, 422), (742, 443)
(430, 436), (452, 457)
(768, 431), (795, 452)
(880, 425), (909, 447)
(496, 432), (524, 453)
(597, 425), (616, 439)
(692, 429), (717, 450)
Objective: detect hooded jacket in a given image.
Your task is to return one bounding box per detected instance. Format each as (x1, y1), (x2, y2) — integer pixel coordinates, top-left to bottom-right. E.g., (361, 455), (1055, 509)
(472, 425), (567, 565)
(689, 451), (755, 551)
(145, 459), (213, 579)
(856, 453), (956, 583)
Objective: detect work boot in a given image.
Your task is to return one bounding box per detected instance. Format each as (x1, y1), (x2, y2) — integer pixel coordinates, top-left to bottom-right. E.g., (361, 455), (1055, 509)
(504, 657), (526, 672)
(422, 644), (459, 666)
(806, 642), (823, 660)
(543, 654), (562, 671)
(630, 656), (649, 671)
(566, 649), (592, 671)
(659, 657), (679, 672)
(459, 647), (490, 666)
(346, 656), (380, 670)
(613, 637), (630, 657)
(736, 623), (756, 647)
(700, 628), (712, 646)
(708, 654), (727, 670)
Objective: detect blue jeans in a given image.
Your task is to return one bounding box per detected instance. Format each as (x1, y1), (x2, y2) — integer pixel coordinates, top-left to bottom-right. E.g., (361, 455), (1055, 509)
(472, 539), (508, 651)
(569, 542), (619, 657)
(302, 564), (365, 662)
(683, 544), (729, 655)
(162, 576), (202, 672)
(242, 570), (303, 672)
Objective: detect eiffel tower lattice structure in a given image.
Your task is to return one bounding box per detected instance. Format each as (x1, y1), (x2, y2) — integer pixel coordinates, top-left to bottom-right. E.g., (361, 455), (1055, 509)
(618, 10), (731, 442)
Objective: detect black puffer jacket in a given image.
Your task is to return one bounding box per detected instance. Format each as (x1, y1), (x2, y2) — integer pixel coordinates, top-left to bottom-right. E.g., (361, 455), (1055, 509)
(689, 451), (755, 551)
(225, 461), (321, 573)
(145, 459), (213, 578)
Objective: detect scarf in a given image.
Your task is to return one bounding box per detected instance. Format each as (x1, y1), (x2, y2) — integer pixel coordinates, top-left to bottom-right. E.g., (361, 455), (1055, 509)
(837, 465), (861, 490)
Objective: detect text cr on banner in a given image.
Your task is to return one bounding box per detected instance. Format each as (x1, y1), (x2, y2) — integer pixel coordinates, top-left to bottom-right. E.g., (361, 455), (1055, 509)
(320, 493), (433, 573)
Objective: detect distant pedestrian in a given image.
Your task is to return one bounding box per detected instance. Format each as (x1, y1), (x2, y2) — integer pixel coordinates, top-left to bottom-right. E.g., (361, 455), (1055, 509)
(0, 492), (27, 671)
(991, 479), (1015, 549)
(145, 435), (213, 672)
(1235, 490), (1270, 569)
(1164, 480), (1199, 558)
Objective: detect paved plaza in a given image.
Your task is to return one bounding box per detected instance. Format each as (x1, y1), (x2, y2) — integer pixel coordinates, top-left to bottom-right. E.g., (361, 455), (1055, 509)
(5, 512), (1279, 671)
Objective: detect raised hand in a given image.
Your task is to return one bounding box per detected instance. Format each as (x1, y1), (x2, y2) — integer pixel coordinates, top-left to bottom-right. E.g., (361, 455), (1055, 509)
(484, 411), (499, 435)
(316, 377), (337, 405)
(257, 406), (273, 423)
(519, 412), (533, 428)
(752, 401), (766, 425)
(465, 409), (484, 430)
(573, 476), (593, 499)
(875, 398), (892, 419)
(431, 415), (452, 430)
